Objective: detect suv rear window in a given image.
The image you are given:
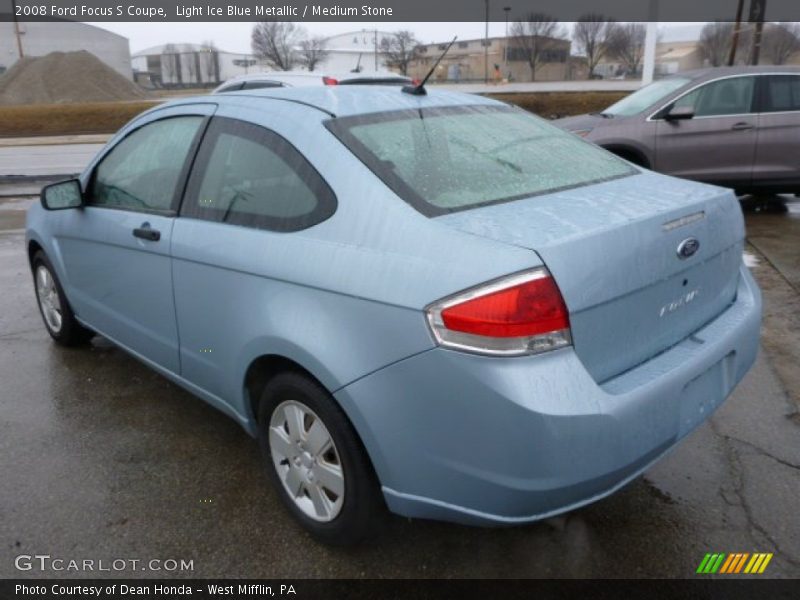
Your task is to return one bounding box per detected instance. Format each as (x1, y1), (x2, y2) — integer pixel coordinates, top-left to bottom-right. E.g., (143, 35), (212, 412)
(326, 105), (635, 216)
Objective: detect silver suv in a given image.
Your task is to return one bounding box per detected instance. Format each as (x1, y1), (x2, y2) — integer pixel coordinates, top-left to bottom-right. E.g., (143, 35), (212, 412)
(554, 66), (800, 195)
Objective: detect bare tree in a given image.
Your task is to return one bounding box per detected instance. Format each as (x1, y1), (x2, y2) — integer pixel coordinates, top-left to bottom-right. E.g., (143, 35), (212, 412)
(762, 22), (800, 65)
(200, 40), (221, 83)
(510, 14), (565, 81)
(251, 21), (303, 71)
(573, 15), (615, 79)
(698, 22), (735, 67)
(379, 31), (419, 75)
(605, 22), (646, 77)
(299, 36), (329, 72)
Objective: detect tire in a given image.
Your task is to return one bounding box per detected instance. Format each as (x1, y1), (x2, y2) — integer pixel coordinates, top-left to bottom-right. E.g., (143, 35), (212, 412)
(607, 148), (648, 169)
(256, 371), (385, 545)
(31, 251), (94, 346)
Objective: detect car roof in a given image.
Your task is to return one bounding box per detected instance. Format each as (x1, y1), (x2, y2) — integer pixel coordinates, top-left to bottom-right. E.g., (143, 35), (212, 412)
(219, 70), (409, 85)
(201, 85), (501, 118)
(674, 64), (800, 82)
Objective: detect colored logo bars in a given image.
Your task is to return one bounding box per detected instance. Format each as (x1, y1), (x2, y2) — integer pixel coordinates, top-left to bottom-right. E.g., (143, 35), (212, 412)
(696, 552), (773, 574)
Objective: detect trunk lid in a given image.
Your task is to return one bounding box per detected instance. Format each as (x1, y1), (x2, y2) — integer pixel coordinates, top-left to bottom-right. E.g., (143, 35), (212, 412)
(436, 171), (744, 383)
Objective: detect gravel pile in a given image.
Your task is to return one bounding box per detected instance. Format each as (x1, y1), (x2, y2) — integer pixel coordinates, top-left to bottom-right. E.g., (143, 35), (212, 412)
(0, 51), (146, 105)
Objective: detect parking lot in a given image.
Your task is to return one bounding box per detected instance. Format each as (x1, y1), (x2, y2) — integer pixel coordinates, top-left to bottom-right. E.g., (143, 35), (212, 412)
(1, 187), (799, 579)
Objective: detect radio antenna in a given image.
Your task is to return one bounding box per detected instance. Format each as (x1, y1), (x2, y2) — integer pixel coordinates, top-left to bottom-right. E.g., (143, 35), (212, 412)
(402, 36), (457, 96)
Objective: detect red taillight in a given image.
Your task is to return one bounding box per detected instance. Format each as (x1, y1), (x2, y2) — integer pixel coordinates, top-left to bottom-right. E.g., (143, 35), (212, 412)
(441, 276), (569, 337)
(322, 76), (338, 86)
(426, 269), (572, 356)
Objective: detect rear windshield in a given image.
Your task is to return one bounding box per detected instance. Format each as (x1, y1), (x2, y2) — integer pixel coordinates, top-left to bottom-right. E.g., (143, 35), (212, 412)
(326, 105), (636, 216)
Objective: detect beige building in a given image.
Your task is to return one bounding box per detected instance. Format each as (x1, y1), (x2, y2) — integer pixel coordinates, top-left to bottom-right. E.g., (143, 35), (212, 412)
(655, 41), (704, 75)
(408, 36), (581, 83)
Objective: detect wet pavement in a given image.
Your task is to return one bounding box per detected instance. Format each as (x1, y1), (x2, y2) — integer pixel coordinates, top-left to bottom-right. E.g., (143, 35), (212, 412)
(1, 191), (799, 579)
(0, 143), (103, 179)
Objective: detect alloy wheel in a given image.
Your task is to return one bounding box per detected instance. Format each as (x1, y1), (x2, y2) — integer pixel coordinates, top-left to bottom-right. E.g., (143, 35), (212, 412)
(269, 400), (345, 522)
(35, 265), (63, 333)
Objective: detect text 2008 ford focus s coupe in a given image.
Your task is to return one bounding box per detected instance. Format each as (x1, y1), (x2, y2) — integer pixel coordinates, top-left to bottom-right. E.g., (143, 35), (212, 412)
(26, 86), (761, 544)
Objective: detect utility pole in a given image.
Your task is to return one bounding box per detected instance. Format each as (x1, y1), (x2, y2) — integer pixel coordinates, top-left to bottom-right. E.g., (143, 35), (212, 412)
(11, 0), (25, 59)
(503, 6), (511, 68)
(748, 0), (767, 66)
(641, 0), (659, 85)
(484, 0), (489, 83)
(728, 0), (745, 65)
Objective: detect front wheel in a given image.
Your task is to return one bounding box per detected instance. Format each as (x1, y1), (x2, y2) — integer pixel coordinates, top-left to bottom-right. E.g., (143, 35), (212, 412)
(32, 251), (93, 346)
(257, 372), (385, 545)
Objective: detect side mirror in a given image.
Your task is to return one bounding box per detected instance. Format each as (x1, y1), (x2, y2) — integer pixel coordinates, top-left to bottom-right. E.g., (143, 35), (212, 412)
(664, 105), (695, 121)
(41, 179), (83, 210)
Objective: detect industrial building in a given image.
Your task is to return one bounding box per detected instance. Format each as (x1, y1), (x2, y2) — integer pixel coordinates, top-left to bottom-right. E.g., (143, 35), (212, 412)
(0, 21), (132, 79)
(131, 43), (268, 88)
(408, 36), (581, 83)
(315, 30), (398, 73)
(131, 31), (401, 88)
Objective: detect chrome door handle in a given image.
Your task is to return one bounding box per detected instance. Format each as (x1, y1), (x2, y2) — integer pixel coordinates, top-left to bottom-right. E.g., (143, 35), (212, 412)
(731, 122), (754, 131)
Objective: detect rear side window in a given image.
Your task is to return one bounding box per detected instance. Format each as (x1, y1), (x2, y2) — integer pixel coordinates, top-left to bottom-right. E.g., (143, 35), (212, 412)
(182, 117), (336, 231)
(762, 75), (800, 112)
(672, 76), (755, 116)
(241, 81), (283, 90)
(89, 116), (204, 213)
(216, 83), (243, 93)
(326, 105), (635, 216)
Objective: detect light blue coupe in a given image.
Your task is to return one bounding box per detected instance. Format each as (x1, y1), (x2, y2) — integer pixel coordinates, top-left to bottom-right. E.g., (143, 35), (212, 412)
(26, 86), (761, 544)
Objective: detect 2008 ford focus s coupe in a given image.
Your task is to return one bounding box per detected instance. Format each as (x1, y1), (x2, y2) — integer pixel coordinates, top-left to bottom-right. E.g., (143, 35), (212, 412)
(26, 86), (761, 544)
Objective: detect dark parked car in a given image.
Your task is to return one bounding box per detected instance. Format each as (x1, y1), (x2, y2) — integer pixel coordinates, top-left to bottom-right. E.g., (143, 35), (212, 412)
(554, 66), (800, 195)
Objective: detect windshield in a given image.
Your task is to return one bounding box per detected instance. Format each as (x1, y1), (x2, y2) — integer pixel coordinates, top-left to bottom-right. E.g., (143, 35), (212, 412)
(326, 105), (636, 216)
(603, 77), (691, 117)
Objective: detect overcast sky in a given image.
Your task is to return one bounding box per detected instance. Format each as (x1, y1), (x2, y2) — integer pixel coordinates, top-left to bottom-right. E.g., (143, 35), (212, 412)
(87, 21), (705, 55)
(88, 22), (516, 53)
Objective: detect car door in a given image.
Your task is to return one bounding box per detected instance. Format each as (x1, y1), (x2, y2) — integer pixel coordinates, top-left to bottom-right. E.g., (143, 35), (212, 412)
(171, 114), (336, 406)
(56, 105), (213, 373)
(753, 74), (800, 189)
(654, 75), (758, 187)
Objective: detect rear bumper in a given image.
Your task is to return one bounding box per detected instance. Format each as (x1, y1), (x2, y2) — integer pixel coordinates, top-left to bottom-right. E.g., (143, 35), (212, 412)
(335, 264), (761, 525)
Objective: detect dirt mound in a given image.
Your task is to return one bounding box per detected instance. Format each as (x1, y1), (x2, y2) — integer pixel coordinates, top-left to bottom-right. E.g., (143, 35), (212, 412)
(0, 50), (146, 105)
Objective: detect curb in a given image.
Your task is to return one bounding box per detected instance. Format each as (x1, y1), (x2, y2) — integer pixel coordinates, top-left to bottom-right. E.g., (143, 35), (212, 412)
(0, 135), (111, 148)
(0, 175), (74, 197)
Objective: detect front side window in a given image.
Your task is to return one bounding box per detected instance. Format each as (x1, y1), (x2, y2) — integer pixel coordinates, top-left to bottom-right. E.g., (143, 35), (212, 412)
(182, 118), (336, 231)
(671, 76), (756, 117)
(762, 75), (800, 112)
(326, 105), (635, 216)
(90, 116), (203, 213)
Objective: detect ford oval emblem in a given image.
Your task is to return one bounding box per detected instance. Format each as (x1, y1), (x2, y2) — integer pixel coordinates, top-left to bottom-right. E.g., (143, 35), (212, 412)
(677, 237), (700, 259)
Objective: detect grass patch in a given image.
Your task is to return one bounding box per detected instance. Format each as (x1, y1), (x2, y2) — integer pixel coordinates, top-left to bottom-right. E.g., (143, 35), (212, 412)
(0, 91), (630, 138)
(486, 91), (629, 119)
(0, 101), (160, 137)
